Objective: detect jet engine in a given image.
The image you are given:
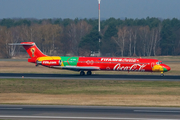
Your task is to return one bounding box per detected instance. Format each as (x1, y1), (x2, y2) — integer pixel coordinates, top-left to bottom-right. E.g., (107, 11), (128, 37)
(36, 60), (61, 67)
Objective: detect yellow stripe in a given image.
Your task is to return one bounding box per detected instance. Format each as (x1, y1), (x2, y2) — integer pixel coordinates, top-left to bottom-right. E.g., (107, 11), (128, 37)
(37, 56), (61, 61)
(152, 65), (164, 72)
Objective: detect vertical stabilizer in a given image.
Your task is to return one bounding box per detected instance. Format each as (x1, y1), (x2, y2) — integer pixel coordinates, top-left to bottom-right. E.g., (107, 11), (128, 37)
(9, 42), (47, 63)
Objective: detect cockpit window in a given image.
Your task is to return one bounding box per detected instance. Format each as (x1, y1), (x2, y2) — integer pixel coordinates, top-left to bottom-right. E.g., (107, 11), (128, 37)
(156, 61), (163, 65)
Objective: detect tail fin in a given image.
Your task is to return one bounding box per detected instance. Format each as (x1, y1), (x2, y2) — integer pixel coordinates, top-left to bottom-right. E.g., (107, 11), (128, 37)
(9, 42), (47, 63)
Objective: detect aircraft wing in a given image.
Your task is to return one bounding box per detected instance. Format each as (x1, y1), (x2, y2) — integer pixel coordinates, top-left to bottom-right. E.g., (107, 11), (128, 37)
(52, 66), (100, 71)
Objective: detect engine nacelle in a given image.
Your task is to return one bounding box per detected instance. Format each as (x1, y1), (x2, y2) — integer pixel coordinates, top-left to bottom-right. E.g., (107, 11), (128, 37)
(40, 60), (61, 66)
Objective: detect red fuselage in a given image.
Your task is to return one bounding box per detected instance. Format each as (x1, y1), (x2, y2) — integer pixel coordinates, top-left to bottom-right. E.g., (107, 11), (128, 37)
(76, 57), (170, 72)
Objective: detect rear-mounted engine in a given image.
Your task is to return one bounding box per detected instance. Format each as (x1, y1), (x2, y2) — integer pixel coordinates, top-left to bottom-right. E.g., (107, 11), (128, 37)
(36, 60), (61, 66)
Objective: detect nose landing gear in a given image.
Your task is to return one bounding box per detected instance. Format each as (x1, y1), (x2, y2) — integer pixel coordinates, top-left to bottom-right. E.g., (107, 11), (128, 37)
(160, 72), (164, 76)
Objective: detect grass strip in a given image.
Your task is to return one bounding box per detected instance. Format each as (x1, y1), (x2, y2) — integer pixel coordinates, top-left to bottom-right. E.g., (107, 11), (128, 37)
(1, 78), (180, 106)
(1, 78), (180, 95)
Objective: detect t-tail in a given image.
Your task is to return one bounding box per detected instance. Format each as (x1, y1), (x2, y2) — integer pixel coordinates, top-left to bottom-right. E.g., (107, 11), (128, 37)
(9, 42), (47, 63)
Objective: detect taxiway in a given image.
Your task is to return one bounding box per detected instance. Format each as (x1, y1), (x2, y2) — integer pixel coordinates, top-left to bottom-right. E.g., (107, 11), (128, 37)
(0, 73), (180, 81)
(0, 105), (180, 120)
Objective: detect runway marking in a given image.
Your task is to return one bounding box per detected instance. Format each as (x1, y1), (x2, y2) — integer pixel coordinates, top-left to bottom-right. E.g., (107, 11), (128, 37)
(134, 110), (180, 113)
(0, 115), (179, 120)
(0, 108), (23, 110)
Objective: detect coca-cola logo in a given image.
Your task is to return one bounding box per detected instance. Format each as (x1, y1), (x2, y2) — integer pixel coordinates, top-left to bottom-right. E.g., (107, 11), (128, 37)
(113, 63), (146, 71)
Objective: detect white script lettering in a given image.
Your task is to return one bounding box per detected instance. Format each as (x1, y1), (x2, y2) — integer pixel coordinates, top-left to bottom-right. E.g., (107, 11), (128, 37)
(113, 63), (146, 71)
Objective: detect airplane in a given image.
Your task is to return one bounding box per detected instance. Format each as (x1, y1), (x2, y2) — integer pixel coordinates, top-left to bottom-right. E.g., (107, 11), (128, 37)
(9, 42), (171, 76)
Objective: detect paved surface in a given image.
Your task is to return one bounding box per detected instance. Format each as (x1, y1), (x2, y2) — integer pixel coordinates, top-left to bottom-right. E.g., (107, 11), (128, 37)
(0, 73), (180, 81)
(0, 105), (180, 120)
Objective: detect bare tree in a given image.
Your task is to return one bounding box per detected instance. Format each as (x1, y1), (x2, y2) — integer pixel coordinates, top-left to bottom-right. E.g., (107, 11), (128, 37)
(153, 25), (162, 56)
(8, 26), (24, 56)
(113, 26), (128, 57)
(66, 23), (77, 55)
(0, 26), (9, 57)
(139, 26), (149, 56)
(65, 21), (92, 56)
(127, 27), (133, 56)
(146, 28), (154, 56)
(132, 26), (138, 56)
(51, 24), (63, 55)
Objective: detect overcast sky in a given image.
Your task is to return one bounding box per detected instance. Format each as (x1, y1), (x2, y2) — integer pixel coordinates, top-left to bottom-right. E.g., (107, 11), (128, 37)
(0, 0), (180, 19)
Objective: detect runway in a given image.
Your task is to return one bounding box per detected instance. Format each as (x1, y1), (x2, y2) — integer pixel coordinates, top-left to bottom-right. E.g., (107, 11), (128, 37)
(0, 105), (180, 120)
(0, 73), (180, 81)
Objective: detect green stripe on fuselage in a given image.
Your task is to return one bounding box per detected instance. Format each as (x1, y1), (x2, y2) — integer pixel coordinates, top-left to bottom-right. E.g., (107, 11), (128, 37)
(163, 68), (168, 72)
(60, 56), (79, 66)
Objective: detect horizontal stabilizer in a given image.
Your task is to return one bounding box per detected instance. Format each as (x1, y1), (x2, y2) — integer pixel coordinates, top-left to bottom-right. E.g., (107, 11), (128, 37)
(9, 43), (35, 46)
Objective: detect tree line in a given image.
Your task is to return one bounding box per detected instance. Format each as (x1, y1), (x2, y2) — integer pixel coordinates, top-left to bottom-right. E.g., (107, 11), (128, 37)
(0, 17), (180, 58)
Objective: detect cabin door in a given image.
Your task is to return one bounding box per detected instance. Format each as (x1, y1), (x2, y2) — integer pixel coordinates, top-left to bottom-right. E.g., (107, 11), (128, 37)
(151, 62), (155, 68)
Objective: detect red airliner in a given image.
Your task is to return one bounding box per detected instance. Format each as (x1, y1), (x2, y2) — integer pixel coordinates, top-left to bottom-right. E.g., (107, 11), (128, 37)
(10, 42), (171, 76)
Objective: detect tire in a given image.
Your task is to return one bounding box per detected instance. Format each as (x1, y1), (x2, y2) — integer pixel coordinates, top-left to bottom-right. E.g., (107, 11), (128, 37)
(80, 71), (85, 76)
(87, 71), (92, 75)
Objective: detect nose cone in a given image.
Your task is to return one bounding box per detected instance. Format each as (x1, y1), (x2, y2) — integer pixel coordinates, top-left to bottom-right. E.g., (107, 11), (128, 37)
(161, 64), (171, 72)
(166, 65), (171, 71)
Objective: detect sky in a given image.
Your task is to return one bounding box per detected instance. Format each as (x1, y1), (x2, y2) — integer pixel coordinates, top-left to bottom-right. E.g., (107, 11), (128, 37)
(0, 0), (180, 19)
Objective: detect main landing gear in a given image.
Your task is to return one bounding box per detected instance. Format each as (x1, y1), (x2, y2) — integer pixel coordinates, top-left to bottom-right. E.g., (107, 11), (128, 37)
(87, 71), (92, 75)
(80, 71), (92, 76)
(80, 71), (85, 76)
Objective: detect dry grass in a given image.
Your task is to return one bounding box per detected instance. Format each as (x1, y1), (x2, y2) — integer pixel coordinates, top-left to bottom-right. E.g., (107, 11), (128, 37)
(1, 93), (180, 106)
(0, 79), (180, 106)
(1, 79), (180, 95)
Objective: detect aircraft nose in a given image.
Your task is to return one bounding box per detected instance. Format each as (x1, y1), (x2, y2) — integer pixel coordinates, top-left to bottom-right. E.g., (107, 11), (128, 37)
(161, 64), (171, 72)
(165, 65), (171, 71)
